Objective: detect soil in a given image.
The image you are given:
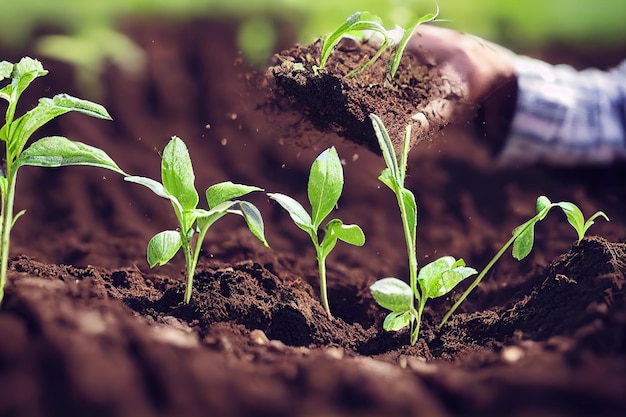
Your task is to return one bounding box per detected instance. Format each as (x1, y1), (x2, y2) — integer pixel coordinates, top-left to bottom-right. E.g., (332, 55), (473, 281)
(1, 18), (626, 417)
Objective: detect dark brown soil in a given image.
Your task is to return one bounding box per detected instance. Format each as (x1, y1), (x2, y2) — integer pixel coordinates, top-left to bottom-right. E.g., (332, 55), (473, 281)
(1, 18), (626, 417)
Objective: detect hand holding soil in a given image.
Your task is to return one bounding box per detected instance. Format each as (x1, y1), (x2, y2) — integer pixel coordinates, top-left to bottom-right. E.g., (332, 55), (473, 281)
(265, 24), (517, 156)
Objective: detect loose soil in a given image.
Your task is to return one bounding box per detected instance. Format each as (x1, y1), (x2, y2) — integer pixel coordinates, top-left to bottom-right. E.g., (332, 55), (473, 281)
(1, 19), (626, 417)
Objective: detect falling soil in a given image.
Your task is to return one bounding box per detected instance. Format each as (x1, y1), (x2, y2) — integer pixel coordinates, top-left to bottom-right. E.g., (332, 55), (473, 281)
(1, 18), (626, 417)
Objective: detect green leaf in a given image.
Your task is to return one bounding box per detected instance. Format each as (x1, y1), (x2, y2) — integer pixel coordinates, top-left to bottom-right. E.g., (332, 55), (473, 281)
(234, 201), (269, 248)
(2, 57), (48, 103)
(124, 175), (171, 200)
(418, 256), (476, 299)
(206, 181), (262, 209)
(147, 230), (182, 267)
(554, 202), (609, 243)
(511, 217), (539, 260)
(0, 175), (6, 197)
(0, 61), (12, 87)
(8, 94), (111, 156)
(370, 114), (399, 182)
(383, 311), (412, 331)
(536, 195), (552, 213)
(389, 6), (439, 77)
(268, 192), (313, 232)
(318, 12), (387, 70)
(309, 147), (343, 229)
(161, 136), (199, 211)
(401, 188), (417, 244)
(326, 219), (365, 246)
(370, 277), (413, 312)
(378, 168), (396, 191)
(16, 136), (126, 175)
(319, 218), (365, 258)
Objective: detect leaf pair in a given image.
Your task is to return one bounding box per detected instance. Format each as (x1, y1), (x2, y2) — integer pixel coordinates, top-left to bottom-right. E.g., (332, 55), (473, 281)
(125, 136), (267, 304)
(269, 147), (365, 318)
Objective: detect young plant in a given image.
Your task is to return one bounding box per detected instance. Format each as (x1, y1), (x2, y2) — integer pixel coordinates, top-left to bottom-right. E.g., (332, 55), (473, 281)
(124, 136), (268, 304)
(268, 147), (365, 318)
(0, 57), (125, 304)
(314, 6), (439, 79)
(368, 114), (476, 345)
(440, 196), (609, 325)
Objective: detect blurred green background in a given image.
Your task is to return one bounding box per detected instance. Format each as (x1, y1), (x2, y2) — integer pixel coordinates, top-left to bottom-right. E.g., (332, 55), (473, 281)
(2, 0), (625, 91)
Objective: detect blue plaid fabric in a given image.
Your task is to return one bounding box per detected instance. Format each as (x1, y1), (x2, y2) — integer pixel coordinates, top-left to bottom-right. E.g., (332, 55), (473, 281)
(499, 57), (626, 165)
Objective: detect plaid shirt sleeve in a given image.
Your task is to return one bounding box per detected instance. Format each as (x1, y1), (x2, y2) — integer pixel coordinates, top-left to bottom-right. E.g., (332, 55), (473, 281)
(498, 57), (626, 165)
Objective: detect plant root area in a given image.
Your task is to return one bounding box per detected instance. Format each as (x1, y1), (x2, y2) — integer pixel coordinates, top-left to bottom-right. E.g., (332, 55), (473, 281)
(1, 20), (626, 417)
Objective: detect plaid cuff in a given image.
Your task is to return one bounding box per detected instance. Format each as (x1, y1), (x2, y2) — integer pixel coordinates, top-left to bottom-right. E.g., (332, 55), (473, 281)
(498, 57), (626, 165)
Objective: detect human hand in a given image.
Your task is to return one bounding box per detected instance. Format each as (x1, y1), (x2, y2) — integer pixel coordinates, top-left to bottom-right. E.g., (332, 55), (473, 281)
(400, 25), (518, 148)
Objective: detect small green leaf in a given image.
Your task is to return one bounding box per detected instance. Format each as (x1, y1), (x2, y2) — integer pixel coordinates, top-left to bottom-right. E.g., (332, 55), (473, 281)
(0, 175), (6, 197)
(206, 181), (262, 209)
(161, 136), (199, 211)
(124, 175), (171, 200)
(326, 219), (365, 246)
(12, 209), (26, 227)
(17, 136), (126, 175)
(268, 192), (314, 232)
(309, 147), (343, 229)
(536, 195), (552, 213)
(370, 114), (399, 182)
(419, 256), (476, 299)
(6, 57), (48, 102)
(401, 188), (417, 244)
(378, 168), (396, 191)
(370, 277), (413, 312)
(147, 230), (182, 267)
(318, 12), (387, 70)
(0, 61), (12, 83)
(389, 6), (439, 78)
(235, 201), (269, 248)
(511, 217), (538, 260)
(320, 218), (364, 259)
(554, 202), (609, 243)
(383, 311), (412, 331)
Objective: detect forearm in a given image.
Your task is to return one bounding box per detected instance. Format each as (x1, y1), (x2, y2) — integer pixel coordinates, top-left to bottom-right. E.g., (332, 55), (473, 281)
(498, 57), (626, 165)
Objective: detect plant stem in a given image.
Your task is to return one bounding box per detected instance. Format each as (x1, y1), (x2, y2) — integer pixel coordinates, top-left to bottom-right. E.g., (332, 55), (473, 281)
(440, 233), (517, 326)
(0, 172), (16, 304)
(411, 297), (427, 345)
(182, 234), (196, 304)
(316, 248), (332, 319)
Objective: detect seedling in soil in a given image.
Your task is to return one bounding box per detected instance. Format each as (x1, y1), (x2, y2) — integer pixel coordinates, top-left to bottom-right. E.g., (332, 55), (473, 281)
(268, 147), (365, 318)
(440, 195), (609, 325)
(368, 114), (476, 345)
(125, 136), (268, 304)
(314, 7), (439, 79)
(0, 57), (125, 304)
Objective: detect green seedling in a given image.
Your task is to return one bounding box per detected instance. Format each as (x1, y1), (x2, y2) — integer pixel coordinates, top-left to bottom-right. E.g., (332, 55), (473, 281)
(268, 147), (365, 318)
(0, 57), (125, 304)
(440, 195), (609, 325)
(314, 6), (439, 79)
(368, 114), (476, 345)
(125, 136), (268, 304)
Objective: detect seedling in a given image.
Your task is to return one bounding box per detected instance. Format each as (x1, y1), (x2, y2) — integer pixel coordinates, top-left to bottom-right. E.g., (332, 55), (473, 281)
(125, 136), (268, 304)
(268, 147), (365, 318)
(0, 57), (125, 304)
(368, 114), (476, 344)
(314, 6), (439, 79)
(440, 195), (609, 325)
